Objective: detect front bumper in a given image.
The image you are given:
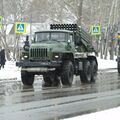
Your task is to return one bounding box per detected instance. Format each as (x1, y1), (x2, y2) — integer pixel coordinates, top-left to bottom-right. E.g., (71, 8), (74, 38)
(16, 61), (62, 72)
(16, 60), (62, 67)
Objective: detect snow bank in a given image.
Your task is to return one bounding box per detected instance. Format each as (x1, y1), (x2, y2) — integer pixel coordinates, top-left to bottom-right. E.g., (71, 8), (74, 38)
(97, 57), (117, 69)
(63, 107), (120, 120)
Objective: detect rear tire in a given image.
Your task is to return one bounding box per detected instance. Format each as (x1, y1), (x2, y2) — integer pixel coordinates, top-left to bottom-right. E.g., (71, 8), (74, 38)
(21, 71), (34, 86)
(90, 60), (98, 82)
(61, 61), (74, 86)
(80, 60), (91, 83)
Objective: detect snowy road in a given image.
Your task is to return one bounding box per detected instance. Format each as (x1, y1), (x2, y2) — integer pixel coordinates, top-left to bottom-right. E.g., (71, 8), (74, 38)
(0, 65), (120, 120)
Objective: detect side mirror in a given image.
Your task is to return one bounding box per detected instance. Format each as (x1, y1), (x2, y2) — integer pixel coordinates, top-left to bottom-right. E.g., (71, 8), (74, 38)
(26, 36), (29, 41)
(25, 36), (29, 45)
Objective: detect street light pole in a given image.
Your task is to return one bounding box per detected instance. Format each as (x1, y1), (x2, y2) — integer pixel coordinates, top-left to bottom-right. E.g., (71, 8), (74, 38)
(30, 4), (32, 41)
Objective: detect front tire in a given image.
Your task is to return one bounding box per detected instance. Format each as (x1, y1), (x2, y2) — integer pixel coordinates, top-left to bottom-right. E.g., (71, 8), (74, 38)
(21, 71), (34, 86)
(61, 61), (74, 86)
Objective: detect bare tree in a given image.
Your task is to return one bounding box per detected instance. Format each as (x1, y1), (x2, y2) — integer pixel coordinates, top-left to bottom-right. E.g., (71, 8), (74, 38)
(0, 0), (31, 60)
(1, 0), (120, 60)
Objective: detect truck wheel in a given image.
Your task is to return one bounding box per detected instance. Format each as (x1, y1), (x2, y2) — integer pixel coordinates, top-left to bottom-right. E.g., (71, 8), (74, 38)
(61, 61), (74, 86)
(43, 76), (52, 87)
(117, 61), (120, 73)
(80, 60), (91, 83)
(21, 71), (34, 86)
(52, 74), (60, 87)
(91, 60), (97, 82)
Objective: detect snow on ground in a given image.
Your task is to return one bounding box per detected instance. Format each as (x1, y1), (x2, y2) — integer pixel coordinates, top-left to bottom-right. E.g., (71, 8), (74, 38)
(0, 61), (21, 80)
(63, 107), (120, 120)
(97, 57), (117, 69)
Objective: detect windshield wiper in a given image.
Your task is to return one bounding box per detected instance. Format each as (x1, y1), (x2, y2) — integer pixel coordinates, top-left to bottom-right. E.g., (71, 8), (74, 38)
(51, 39), (61, 42)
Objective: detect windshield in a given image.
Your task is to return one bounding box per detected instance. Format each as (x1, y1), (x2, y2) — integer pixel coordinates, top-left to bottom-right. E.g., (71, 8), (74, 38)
(35, 32), (67, 42)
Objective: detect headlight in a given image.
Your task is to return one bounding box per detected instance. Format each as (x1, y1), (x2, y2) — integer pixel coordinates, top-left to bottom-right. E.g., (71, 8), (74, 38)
(21, 55), (28, 60)
(21, 52), (29, 60)
(24, 55), (28, 58)
(54, 55), (59, 59)
(53, 53), (61, 60)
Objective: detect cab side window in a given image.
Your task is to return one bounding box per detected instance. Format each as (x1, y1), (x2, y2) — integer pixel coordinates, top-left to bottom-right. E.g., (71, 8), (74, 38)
(68, 34), (73, 42)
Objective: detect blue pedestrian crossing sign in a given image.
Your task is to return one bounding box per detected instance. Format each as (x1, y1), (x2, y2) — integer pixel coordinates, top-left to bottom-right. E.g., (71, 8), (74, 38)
(91, 25), (101, 35)
(15, 22), (26, 34)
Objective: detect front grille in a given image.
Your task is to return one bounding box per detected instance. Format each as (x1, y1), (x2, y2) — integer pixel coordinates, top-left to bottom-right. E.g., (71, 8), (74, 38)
(30, 48), (48, 59)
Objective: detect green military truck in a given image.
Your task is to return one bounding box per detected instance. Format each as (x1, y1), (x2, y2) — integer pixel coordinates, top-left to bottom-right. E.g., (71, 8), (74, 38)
(16, 24), (98, 87)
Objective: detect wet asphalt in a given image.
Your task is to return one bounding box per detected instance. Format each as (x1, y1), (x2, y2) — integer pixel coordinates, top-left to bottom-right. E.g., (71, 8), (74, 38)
(0, 69), (120, 120)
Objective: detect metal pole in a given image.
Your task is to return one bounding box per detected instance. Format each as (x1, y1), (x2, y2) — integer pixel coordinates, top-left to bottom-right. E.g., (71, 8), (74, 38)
(0, 0), (3, 47)
(30, 5), (32, 41)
